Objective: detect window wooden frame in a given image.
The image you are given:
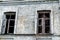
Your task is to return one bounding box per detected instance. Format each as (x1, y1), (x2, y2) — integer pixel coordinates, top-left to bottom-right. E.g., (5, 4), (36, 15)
(4, 12), (16, 34)
(37, 10), (51, 34)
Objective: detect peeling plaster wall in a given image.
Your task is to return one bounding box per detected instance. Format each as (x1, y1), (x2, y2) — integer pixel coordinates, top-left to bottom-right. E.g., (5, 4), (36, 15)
(16, 4), (54, 34)
(0, 35), (36, 40)
(0, 2), (60, 40)
(1, 0), (54, 1)
(1, 0), (59, 1)
(0, 3), (59, 35)
(17, 5), (36, 34)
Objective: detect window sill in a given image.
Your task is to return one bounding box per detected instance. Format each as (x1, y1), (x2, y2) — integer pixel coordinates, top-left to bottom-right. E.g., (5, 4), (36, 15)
(36, 33), (53, 36)
(0, 34), (36, 36)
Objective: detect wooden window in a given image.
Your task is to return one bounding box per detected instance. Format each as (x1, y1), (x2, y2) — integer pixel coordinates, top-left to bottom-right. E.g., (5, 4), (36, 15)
(3, 12), (16, 34)
(37, 10), (51, 34)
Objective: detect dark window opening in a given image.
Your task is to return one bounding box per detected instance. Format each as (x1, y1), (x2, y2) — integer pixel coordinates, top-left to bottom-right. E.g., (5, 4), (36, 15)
(38, 13), (43, 18)
(38, 26), (42, 33)
(45, 20), (50, 27)
(38, 19), (42, 25)
(4, 12), (16, 34)
(37, 10), (51, 34)
(45, 13), (50, 18)
(45, 27), (50, 33)
(11, 15), (15, 19)
(9, 20), (15, 26)
(9, 27), (14, 33)
(6, 15), (10, 19)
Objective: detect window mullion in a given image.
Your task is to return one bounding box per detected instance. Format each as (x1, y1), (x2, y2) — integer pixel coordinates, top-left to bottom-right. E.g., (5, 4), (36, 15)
(42, 18), (45, 34)
(7, 19), (8, 34)
(8, 15), (11, 33)
(7, 19), (10, 34)
(44, 18), (45, 34)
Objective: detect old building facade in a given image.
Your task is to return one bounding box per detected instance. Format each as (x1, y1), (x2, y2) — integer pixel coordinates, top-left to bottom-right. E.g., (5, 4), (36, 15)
(0, 0), (60, 40)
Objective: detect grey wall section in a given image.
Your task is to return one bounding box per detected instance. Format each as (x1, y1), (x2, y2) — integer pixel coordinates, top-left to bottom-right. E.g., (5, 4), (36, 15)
(0, 35), (60, 40)
(0, 3), (59, 35)
(53, 3), (60, 35)
(0, 1), (60, 40)
(1, 0), (59, 1)
(0, 35), (36, 40)
(16, 5), (36, 34)
(0, 7), (4, 34)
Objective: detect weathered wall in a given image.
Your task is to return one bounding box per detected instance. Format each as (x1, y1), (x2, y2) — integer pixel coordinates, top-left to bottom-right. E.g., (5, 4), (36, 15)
(0, 3), (59, 35)
(17, 5), (35, 34)
(0, 2), (60, 40)
(0, 35), (36, 40)
(2, 0), (42, 1)
(53, 3), (60, 35)
(1, 0), (59, 1)
(0, 35), (60, 40)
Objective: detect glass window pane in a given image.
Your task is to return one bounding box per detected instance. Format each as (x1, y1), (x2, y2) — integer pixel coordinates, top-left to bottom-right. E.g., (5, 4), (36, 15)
(9, 27), (14, 33)
(45, 27), (50, 33)
(45, 20), (50, 27)
(45, 13), (50, 18)
(38, 19), (42, 25)
(6, 15), (10, 19)
(38, 26), (42, 33)
(38, 13), (44, 18)
(9, 20), (15, 26)
(11, 15), (15, 19)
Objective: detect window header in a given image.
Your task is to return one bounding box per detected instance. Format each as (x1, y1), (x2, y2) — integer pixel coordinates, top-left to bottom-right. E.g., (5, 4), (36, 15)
(37, 10), (51, 13)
